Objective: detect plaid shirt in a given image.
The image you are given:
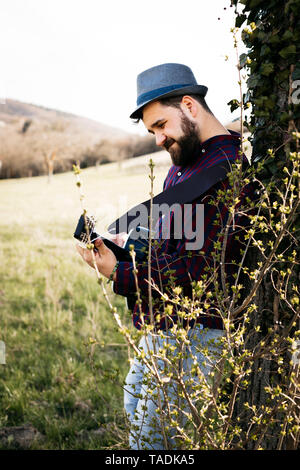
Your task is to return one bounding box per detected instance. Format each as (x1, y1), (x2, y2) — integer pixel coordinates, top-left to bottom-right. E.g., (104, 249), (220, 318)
(113, 131), (254, 330)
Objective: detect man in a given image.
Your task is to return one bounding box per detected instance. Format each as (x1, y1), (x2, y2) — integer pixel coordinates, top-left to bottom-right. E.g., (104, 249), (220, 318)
(77, 63), (254, 449)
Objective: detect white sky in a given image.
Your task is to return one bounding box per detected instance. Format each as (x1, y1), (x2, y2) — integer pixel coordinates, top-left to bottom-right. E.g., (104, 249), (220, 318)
(0, 0), (246, 135)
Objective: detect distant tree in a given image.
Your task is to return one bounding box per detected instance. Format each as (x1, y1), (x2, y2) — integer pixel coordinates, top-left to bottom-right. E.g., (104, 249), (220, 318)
(21, 119), (32, 134)
(44, 151), (57, 183)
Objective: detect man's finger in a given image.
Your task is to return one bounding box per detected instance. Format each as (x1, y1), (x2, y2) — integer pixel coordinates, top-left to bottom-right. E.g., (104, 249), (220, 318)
(76, 244), (84, 256)
(76, 244), (96, 268)
(94, 238), (105, 252)
(76, 244), (88, 261)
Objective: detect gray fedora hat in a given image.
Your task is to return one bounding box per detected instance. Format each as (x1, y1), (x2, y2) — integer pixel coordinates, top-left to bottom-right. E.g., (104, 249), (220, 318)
(130, 63), (208, 119)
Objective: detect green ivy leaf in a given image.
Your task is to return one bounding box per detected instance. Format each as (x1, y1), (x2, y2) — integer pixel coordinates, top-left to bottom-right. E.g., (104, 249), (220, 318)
(260, 45), (271, 57)
(260, 63), (274, 76)
(279, 45), (297, 59)
(249, 0), (265, 7)
(247, 74), (260, 88)
(269, 33), (280, 44)
(239, 53), (248, 68)
(227, 99), (240, 112)
(282, 30), (294, 41)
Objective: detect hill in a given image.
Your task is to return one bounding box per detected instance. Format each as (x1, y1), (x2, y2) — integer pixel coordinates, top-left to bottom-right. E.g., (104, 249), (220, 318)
(0, 99), (249, 180)
(0, 99), (157, 179)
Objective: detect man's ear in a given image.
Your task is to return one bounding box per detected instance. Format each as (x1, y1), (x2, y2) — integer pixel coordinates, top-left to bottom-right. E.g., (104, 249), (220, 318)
(181, 95), (198, 118)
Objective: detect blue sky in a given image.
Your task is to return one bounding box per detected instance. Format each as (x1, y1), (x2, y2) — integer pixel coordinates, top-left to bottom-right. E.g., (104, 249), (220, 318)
(0, 0), (246, 134)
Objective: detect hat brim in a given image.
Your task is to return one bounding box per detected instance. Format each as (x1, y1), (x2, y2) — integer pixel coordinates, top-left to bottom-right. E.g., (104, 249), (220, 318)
(130, 84), (208, 120)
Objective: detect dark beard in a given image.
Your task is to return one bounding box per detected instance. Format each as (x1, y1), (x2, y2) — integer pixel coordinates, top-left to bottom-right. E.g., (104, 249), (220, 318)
(165, 114), (202, 167)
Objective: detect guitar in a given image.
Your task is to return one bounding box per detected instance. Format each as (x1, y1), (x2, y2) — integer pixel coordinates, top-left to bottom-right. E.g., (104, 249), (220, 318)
(74, 214), (148, 310)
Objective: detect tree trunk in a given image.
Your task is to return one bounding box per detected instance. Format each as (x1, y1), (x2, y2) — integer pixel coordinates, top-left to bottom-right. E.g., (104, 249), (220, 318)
(231, 0), (300, 449)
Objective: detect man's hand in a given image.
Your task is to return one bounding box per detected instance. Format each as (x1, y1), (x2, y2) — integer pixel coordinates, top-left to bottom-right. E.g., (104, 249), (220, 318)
(76, 238), (118, 280)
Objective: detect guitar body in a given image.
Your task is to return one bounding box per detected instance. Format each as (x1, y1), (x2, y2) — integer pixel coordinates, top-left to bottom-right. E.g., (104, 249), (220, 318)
(74, 214), (148, 311)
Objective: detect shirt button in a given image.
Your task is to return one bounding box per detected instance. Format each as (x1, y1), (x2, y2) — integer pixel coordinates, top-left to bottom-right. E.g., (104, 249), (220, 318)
(202, 148), (206, 153)
(177, 171), (182, 176)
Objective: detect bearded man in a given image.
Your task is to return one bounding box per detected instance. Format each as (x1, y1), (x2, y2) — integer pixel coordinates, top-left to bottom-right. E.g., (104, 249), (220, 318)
(76, 63), (254, 450)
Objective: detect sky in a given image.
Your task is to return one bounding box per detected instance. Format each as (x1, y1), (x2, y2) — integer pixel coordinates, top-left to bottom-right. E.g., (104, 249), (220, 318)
(0, 0), (246, 135)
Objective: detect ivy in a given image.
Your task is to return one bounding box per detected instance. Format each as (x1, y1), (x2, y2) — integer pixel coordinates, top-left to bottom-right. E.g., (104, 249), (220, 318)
(231, 0), (300, 182)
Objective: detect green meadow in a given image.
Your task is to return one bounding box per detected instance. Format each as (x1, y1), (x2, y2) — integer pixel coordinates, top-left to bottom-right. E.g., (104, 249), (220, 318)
(0, 152), (169, 449)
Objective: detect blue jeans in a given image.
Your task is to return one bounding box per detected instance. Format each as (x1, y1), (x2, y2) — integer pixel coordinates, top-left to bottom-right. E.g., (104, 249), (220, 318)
(124, 327), (225, 450)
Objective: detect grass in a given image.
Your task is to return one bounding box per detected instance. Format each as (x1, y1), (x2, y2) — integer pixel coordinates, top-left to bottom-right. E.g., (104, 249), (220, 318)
(0, 152), (170, 449)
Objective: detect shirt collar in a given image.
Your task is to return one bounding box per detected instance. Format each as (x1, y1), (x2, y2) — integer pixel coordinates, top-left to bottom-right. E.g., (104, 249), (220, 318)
(174, 130), (241, 171)
(201, 129), (241, 152)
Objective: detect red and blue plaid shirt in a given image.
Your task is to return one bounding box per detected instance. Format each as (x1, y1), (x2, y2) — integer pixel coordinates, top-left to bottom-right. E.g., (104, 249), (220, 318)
(113, 131), (254, 330)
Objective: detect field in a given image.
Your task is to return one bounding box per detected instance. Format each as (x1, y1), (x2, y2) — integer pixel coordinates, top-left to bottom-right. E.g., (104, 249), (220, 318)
(0, 151), (170, 449)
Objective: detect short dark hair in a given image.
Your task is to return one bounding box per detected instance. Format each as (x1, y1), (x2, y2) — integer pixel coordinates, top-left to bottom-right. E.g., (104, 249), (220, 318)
(132, 94), (213, 123)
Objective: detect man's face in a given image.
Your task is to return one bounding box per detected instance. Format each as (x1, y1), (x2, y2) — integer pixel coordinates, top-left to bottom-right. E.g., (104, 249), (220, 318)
(142, 101), (202, 167)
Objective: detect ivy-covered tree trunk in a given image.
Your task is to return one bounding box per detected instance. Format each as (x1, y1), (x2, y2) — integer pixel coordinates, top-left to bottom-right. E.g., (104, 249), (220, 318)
(231, 0), (300, 449)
